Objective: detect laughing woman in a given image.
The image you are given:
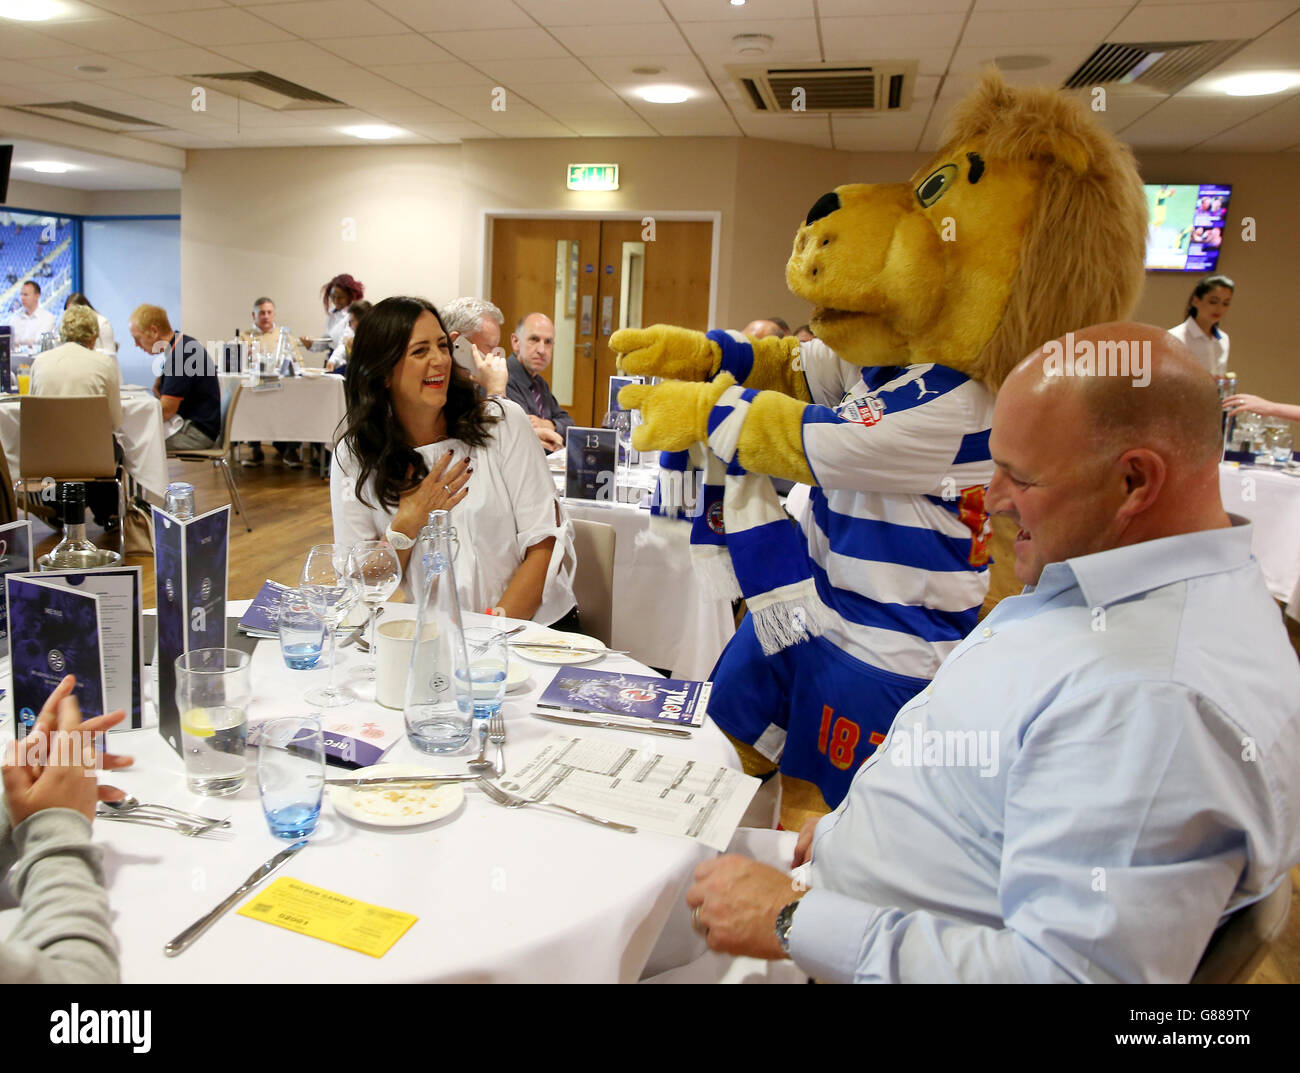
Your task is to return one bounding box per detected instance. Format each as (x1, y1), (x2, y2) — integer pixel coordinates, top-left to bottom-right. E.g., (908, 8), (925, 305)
(331, 296), (577, 625)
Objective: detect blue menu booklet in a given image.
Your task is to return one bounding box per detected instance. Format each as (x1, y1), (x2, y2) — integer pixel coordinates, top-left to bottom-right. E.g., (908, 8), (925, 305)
(0, 519), (34, 660)
(537, 666), (711, 728)
(6, 575), (106, 737)
(237, 579), (293, 638)
(153, 504), (230, 755)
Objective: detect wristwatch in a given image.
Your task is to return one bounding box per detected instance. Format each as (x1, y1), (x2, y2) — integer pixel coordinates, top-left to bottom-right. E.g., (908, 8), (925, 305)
(384, 526), (415, 551)
(775, 899), (801, 955)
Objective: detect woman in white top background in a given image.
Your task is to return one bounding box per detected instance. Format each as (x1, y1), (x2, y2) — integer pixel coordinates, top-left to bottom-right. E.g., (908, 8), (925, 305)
(1168, 274), (1233, 377)
(331, 296), (576, 626)
(301, 272), (364, 354)
(61, 292), (115, 357)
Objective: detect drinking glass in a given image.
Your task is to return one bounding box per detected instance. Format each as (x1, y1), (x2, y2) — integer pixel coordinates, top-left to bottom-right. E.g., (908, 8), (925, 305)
(257, 716), (326, 839)
(460, 626), (508, 723)
(1265, 422), (1294, 466)
(278, 588), (325, 669)
(346, 539), (401, 681)
(175, 648), (251, 797)
(300, 543), (358, 707)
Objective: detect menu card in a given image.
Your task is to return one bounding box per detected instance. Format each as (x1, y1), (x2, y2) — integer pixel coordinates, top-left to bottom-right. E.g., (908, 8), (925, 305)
(502, 734), (760, 852)
(17, 567), (144, 727)
(238, 579), (293, 638)
(0, 520), (34, 659)
(538, 666), (710, 728)
(248, 708), (405, 769)
(564, 426), (617, 502)
(153, 504), (230, 755)
(6, 575), (106, 736)
(607, 374), (643, 414)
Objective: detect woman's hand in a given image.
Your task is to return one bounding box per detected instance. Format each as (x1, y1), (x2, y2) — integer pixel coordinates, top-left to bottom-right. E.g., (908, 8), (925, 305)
(391, 451), (472, 538)
(1225, 393), (1278, 419)
(473, 345), (508, 396)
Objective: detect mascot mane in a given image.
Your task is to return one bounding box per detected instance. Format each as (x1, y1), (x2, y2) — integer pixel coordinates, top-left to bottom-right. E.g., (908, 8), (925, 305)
(942, 70), (1148, 389)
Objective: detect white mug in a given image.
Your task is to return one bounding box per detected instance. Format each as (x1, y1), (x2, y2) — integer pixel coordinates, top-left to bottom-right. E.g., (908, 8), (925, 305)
(375, 618), (439, 710)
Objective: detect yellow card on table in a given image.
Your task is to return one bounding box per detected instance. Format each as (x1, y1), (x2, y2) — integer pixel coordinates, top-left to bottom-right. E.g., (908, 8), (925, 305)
(237, 876), (417, 958)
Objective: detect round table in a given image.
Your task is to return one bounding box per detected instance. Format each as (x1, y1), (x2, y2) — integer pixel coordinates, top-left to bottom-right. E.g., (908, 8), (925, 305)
(1219, 461), (1300, 620)
(0, 607), (742, 983)
(220, 373), (346, 446)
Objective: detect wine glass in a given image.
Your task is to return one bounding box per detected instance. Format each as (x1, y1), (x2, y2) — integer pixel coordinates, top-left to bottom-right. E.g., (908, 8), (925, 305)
(346, 539), (401, 680)
(299, 543), (357, 707)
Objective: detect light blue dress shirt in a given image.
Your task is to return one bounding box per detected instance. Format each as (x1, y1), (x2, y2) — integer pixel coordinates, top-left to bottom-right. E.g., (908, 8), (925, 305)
(790, 520), (1300, 983)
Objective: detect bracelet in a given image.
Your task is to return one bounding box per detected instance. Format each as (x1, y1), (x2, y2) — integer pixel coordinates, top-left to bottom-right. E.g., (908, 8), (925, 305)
(384, 527), (416, 551)
(483, 606), (505, 617)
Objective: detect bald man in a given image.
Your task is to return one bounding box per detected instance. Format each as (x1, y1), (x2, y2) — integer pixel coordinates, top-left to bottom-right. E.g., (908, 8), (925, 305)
(741, 318), (785, 340)
(676, 323), (1300, 983)
(505, 312), (571, 451)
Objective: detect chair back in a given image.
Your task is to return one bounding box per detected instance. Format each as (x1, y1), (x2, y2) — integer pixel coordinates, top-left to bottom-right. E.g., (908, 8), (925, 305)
(1192, 878), (1293, 984)
(570, 518), (616, 647)
(218, 383), (243, 451)
(19, 396), (117, 479)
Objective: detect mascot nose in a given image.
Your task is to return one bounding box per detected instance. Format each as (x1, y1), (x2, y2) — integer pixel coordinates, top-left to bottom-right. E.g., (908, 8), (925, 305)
(805, 191), (840, 226)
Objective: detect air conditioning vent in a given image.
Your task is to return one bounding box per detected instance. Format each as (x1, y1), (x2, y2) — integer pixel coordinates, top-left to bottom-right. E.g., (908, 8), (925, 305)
(728, 62), (918, 114)
(14, 101), (166, 132)
(1065, 40), (1250, 95)
(190, 71), (345, 111)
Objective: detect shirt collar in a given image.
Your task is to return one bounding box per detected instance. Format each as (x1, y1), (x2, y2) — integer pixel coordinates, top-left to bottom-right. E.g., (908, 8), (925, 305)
(1034, 517), (1254, 608)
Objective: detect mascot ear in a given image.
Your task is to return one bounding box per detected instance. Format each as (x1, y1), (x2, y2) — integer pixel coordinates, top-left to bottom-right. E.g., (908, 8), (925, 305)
(1047, 133), (1090, 175)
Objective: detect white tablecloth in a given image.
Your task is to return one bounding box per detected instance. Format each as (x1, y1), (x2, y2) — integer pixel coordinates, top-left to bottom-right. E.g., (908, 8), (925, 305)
(559, 478), (736, 679)
(0, 390), (169, 500)
(221, 373), (346, 445)
(1219, 462), (1300, 619)
(0, 606), (741, 983)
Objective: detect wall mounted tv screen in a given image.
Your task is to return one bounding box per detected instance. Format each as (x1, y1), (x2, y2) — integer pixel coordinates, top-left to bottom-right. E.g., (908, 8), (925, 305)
(1144, 183), (1231, 272)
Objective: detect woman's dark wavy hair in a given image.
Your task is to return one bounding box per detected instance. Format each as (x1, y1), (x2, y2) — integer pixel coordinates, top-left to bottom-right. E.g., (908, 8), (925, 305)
(1185, 274), (1234, 321)
(340, 296), (498, 512)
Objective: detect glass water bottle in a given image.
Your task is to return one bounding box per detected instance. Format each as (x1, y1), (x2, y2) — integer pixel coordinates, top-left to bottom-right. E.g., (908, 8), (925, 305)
(165, 481), (195, 520)
(45, 483), (100, 569)
(403, 509), (474, 753)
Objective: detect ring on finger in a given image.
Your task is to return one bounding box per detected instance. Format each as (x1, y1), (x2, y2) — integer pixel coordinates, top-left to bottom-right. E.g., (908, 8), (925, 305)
(691, 906), (704, 934)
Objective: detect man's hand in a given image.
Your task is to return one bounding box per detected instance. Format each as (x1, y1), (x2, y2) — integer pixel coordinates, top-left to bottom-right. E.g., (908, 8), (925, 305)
(3, 689), (130, 826)
(473, 345), (508, 396)
(685, 854), (806, 960)
(611, 325), (721, 382)
(536, 426), (564, 452)
(792, 817), (819, 868)
(619, 375), (732, 453)
(527, 414), (556, 432)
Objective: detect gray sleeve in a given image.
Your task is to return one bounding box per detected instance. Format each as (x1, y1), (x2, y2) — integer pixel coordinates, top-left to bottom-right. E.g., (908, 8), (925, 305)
(0, 809), (120, 984)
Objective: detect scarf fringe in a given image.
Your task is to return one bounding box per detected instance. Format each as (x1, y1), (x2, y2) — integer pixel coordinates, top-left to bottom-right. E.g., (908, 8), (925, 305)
(692, 545), (742, 601)
(749, 583), (832, 656)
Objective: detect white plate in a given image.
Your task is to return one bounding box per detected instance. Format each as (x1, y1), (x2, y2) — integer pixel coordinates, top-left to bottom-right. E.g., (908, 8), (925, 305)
(511, 630), (607, 666)
(300, 368), (325, 377)
(327, 764), (466, 828)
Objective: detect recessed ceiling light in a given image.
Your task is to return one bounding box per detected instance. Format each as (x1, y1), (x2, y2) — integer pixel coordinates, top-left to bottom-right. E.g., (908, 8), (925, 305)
(632, 66), (664, 76)
(341, 124), (402, 140)
(27, 161), (75, 174)
(0, 0), (68, 21)
(1215, 71), (1300, 96)
(636, 86), (692, 104)
(731, 0), (747, 6)
(76, 64), (108, 74)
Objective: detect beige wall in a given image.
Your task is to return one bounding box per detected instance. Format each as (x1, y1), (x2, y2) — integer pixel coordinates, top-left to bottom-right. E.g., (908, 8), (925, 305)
(2, 180), (180, 216)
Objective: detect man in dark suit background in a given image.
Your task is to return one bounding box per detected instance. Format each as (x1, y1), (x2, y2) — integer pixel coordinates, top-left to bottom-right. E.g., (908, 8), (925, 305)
(505, 312), (572, 452)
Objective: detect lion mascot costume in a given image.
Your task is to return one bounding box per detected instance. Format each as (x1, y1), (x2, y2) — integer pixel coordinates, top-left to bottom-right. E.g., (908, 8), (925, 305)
(613, 71), (1148, 831)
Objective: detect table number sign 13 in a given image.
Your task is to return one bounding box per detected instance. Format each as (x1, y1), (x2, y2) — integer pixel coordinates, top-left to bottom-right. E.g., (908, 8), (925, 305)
(564, 426), (618, 503)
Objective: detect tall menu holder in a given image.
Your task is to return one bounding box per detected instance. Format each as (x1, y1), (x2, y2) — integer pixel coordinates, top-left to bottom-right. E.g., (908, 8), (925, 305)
(0, 326), (11, 394)
(564, 426), (618, 505)
(153, 504), (230, 755)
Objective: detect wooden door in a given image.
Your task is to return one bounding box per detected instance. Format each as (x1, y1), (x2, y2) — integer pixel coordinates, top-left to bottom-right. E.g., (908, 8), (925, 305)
(490, 217), (713, 428)
(490, 217), (602, 428)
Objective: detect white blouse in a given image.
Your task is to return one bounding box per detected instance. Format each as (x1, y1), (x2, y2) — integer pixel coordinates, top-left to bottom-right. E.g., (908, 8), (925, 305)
(331, 398), (577, 625)
(1168, 315), (1229, 377)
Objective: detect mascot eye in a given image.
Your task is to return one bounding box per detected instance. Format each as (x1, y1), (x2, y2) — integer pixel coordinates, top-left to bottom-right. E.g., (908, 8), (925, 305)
(916, 164), (958, 208)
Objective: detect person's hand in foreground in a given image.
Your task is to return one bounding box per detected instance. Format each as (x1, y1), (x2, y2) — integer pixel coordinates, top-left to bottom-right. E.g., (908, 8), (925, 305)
(685, 855), (807, 960)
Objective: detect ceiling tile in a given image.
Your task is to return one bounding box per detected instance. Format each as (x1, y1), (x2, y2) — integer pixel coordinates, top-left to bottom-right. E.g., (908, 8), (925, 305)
(662, 0), (815, 19)
(677, 18), (822, 58)
(116, 46), (246, 76)
(816, 46), (960, 75)
(581, 54), (712, 85)
(510, 81), (626, 110)
(26, 52), (167, 82)
(973, 0), (1165, 8)
(819, 14), (965, 51)
(1194, 92), (1300, 149)
(474, 118), (578, 136)
(550, 23), (693, 56)
(402, 120), (499, 139)
(512, 0), (669, 25)
(244, 1), (408, 38)
(962, 8), (1130, 48)
(421, 83), (550, 121)
(832, 112), (929, 151)
(313, 35), (456, 66)
(370, 62), (494, 89)
(1118, 95), (1275, 148)
(148, 9), (298, 47)
(366, 102), (464, 123)
(820, 0), (967, 11)
(645, 117), (743, 135)
(735, 113), (833, 148)
(4, 80), (149, 105)
(97, 74), (197, 101)
(425, 27), (568, 59)
(0, 61), (67, 86)
(368, 0), (533, 31)
(476, 58), (597, 84)
(562, 117), (659, 136)
(339, 85), (443, 108)
(37, 16), (187, 53)
(0, 27), (88, 60)
(1111, 1), (1299, 41)
(941, 44), (1097, 88)
(208, 41), (356, 71)
(88, 0), (226, 11)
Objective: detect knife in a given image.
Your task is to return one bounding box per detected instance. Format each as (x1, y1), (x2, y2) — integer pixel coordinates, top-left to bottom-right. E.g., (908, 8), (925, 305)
(324, 772), (482, 787)
(532, 712), (694, 739)
(337, 608), (382, 649)
(163, 840), (307, 957)
(510, 642), (629, 656)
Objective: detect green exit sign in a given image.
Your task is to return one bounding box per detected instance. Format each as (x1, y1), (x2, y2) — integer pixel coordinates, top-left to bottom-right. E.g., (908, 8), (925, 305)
(567, 163), (619, 191)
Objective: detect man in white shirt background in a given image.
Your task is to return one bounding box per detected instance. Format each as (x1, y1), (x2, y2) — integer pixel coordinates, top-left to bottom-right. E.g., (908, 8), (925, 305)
(672, 322), (1300, 983)
(7, 280), (56, 350)
(243, 296), (304, 469)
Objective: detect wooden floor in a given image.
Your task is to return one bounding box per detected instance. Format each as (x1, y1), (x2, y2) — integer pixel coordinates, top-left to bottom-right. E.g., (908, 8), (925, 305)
(27, 450), (1300, 984)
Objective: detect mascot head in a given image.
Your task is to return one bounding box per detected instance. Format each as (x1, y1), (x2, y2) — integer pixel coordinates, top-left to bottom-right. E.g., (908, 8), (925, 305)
(787, 69), (1147, 389)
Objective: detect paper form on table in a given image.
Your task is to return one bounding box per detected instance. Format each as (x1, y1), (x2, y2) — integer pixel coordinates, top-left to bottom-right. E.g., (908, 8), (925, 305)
(237, 877), (417, 957)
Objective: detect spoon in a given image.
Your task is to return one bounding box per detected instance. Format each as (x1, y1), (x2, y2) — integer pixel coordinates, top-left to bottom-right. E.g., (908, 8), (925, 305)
(100, 795), (231, 828)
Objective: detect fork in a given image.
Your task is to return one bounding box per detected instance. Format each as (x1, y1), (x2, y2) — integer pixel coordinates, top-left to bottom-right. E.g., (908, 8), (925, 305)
(97, 812), (227, 837)
(475, 778), (636, 833)
(488, 709), (507, 777)
(100, 795), (231, 828)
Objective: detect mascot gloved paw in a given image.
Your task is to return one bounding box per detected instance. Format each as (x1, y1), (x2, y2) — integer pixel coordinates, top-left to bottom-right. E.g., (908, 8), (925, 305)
(619, 374), (733, 453)
(610, 325), (720, 382)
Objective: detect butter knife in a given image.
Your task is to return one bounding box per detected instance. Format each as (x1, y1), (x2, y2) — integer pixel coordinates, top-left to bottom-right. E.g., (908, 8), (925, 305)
(324, 772), (482, 787)
(163, 839), (307, 957)
(532, 711), (694, 738)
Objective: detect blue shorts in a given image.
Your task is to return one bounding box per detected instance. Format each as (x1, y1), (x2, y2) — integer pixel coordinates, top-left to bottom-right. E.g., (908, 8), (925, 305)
(708, 616), (931, 809)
